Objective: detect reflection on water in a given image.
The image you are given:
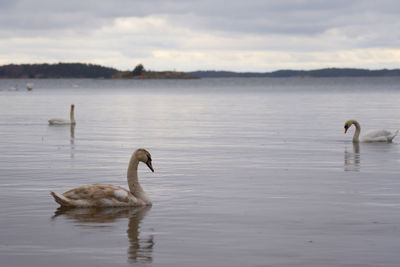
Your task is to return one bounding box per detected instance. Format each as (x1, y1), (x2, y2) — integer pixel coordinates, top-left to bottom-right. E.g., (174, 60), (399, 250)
(70, 124), (75, 158)
(70, 124), (75, 143)
(52, 206), (153, 264)
(126, 207), (154, 264)
(344, 142), (360, 172)
(47, 123), (76, 158)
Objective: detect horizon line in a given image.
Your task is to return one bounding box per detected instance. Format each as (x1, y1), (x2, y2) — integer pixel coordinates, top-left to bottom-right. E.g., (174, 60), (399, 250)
(1, 62), (400, 74)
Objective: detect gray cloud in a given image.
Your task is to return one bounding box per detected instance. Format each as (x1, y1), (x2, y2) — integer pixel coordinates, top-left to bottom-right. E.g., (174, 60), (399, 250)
(1, 0), (400, 71)
(1, 0), (397, 34)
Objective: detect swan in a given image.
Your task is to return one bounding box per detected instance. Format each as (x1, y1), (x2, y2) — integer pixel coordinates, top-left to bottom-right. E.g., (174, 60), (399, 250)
(49, 104), (76, 125)
(344, 119), (399, 143)
(51, 148), (154, 207)
(8, 84), (18, 91)
(26, 83), (34, 91)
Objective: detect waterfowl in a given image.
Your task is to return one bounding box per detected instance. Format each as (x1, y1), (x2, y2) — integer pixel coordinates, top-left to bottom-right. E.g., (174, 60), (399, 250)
(49, 104), (76, 125)
(51, 149), (154, 207)
(344, 119), (398, 143)
(26, 83), (34, 91)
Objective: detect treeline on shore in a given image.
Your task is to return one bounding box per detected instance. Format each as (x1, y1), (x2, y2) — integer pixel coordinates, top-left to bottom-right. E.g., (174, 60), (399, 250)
(1, 63), (400, 79)
(189, 68), (400, 78)
(0, 63), (119, 78)
(0, 63), (197, 79)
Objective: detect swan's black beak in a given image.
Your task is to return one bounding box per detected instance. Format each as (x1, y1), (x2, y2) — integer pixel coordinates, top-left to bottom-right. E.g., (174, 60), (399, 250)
(344, 127), (348, 134)
(146, 160), (154, 172)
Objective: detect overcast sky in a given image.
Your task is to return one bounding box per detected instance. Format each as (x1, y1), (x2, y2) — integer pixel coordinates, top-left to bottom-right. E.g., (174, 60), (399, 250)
(1, 0), (399, 71)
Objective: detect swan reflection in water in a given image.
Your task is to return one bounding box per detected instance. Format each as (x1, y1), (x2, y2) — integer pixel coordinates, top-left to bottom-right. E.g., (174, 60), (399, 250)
(52, 206), (153, 264)
(70, 124), (75, 158)
(344, 142), (360, 172)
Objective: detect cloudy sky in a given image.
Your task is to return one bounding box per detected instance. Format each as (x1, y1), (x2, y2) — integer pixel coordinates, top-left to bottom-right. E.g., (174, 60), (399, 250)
(1, 0), (399, 71)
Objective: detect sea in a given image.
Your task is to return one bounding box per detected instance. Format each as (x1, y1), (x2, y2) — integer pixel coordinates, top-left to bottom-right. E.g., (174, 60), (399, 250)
(1, 77), (400, 267)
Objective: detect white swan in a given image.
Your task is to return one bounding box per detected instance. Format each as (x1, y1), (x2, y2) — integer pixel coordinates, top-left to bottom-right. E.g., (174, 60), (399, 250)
(344, 119), (398, 143)
(51, 149), (154, 207)
(49, 104), (76, 125)
(26, 83), (34, 91)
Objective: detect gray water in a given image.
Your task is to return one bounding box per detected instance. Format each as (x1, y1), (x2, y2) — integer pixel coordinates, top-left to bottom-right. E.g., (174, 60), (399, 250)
(1, 77), (400, 267)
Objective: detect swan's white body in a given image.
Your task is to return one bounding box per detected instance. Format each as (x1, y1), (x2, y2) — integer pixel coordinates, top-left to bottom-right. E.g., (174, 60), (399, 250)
(51, 149), (154, 207)
(9, 84), (18, 91)
(360, 130), (398, 142)
(49, 104), (76, 125)
(26, 83), (34, 91)
(344, 119), (398, 143)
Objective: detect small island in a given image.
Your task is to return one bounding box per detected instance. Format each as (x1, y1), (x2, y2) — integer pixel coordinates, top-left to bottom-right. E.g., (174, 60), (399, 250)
(112, 64), (198, 79)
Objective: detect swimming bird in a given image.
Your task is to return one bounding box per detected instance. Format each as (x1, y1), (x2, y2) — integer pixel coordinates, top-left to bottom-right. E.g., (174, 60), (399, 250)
(344, 119), (398, 143)
(48, 104), (76, 125)
(9, 84), (18, 91)
(26, 83), (34, 91)
(51, 148), (154, 207)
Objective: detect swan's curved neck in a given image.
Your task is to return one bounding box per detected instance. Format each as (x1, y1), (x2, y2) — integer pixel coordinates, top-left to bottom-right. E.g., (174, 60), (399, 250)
(352, 121), (361, 142)
(127, 155), (151, 204)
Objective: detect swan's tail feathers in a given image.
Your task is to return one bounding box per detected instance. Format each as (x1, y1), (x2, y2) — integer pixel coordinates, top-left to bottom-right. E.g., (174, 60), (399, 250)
(50, 191), (72, 207)
(388, 130), (399, 142)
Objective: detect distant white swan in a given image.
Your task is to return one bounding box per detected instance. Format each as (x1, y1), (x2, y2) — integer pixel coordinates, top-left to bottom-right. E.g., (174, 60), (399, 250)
(26, 83), (34, 91)
(51, 148), (154, 207)
(49, 104), (76, 125)
(344, 119), (398, 143)
(8, 84), (18, 91)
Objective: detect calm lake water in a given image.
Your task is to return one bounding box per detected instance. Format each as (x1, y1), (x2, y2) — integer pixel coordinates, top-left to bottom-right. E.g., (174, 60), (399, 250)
(1, 77), (400, 267)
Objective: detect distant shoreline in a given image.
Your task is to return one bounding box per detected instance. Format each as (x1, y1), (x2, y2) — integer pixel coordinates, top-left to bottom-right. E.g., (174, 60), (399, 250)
(1, 63), (400, 79)
(188, 68), (400, 78)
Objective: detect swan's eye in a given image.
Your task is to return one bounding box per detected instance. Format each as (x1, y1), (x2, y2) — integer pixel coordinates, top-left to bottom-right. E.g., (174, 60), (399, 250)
(147, 156), (152, 162)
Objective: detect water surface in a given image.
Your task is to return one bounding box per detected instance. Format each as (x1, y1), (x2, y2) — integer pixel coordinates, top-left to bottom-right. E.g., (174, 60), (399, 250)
(1, 77), (400, 266)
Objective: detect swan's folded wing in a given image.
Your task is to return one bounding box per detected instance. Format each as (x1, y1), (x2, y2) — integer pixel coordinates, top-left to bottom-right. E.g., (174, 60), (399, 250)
(63, 184), (129, 201)
(58, 184), (135, 207)
(361, 130), (395, 142)
(364, 129), (392, 138)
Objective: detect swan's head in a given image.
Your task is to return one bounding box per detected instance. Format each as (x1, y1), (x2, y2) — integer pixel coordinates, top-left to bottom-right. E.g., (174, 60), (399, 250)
(134, 148), (154, 172)
(344, 121), (352, 134)
(344, 120), (357, 134)
(71, 104), (75, 110)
